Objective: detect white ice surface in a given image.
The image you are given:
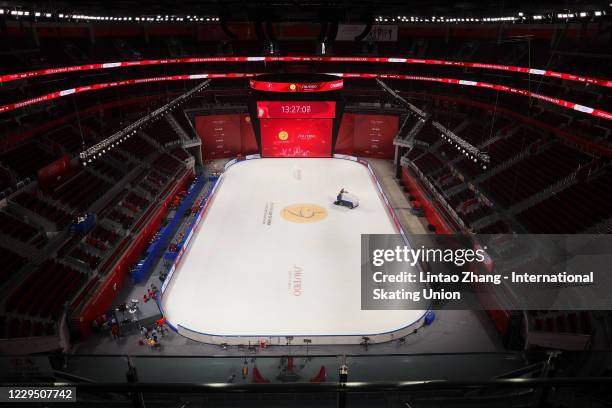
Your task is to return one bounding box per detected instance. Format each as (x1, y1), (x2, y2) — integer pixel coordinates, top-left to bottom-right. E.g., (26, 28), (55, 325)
(162, 158), (424, 339)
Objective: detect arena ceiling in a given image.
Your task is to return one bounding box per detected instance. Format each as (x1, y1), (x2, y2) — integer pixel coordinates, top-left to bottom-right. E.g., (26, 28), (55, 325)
(8, 1), (609, 21)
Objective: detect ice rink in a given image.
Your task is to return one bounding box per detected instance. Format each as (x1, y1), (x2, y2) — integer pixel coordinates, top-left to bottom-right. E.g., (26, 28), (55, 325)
(161, 158), (426, 344)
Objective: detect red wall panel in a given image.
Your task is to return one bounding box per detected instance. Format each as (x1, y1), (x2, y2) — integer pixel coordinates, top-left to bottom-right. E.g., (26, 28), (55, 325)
(37, 154), (71, 187)
(195, 114), (242, 160)
(401, 168), (453, 234)
(195, 114), (258, 159)
(335, 113), (355, 155)
(353, 114), (398, 159)
(240, 115), (258, 155)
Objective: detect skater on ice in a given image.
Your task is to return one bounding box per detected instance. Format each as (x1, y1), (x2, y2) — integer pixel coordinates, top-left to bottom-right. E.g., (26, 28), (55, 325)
(334, 188), (359, 209)
(337, 188), (347, 203)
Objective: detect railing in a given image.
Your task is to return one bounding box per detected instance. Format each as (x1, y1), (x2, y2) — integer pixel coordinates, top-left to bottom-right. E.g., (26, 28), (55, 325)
(472, 148), (531, 184)
(469, 213), (500, 231)
(509, 168), (581, 215)
(182, 138), (201, 148)
(583, 216), (612, 234)
(3, 351), (608, 407)
(1, 376), (609, 408)
(403, 160), (467, 230)
(165, 113), (191, 142)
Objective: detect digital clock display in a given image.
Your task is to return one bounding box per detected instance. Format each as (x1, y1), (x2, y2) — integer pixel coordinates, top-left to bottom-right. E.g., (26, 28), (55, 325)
(257, 101), (336, 119)
(281, 105), (311, 114)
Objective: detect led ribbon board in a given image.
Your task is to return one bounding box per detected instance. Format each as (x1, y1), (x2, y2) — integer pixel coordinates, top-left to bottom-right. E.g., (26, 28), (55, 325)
(0, 73), (609, 122)
(250, 78), (344, 92)
(1, 56), (609, 88)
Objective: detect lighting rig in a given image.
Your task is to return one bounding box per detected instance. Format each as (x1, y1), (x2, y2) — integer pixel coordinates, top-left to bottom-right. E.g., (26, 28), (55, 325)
(433, 122), (490, 169)
(0, 6), (219, 23)
(374, 7), (610, 24)
(79, 80), (211, 165)
(376, 78), (489, 169)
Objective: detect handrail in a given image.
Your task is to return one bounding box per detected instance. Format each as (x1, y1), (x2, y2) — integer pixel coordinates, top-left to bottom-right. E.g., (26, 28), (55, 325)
(2, 377), (611, 393)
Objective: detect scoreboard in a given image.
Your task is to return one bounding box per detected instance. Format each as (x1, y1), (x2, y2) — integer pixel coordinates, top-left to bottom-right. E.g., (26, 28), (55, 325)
(249, 74), (343, 158)
(257, 101), (337, 158)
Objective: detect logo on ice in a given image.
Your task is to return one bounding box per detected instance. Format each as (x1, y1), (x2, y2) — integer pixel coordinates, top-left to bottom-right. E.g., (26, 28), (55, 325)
(288, 265), (303, 296)
(280, 204), (328, 224)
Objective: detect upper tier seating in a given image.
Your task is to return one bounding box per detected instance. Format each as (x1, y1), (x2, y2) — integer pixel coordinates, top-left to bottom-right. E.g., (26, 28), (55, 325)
(145, 119), (181, 146)
(172, 112), (196, 136)
(49, 170), (111, 211)
(0, 212), (44, 244)
(413, 152), (444, 175)
(0, 246), (27, 283)
(5, 260), (87, 319)
(119, 135), (157, 158)
(482, 143), (592, 207)
(516, 170), (612, 233)
(89, 224), (121, 246)
(45, 127), (89, 154)
(153, 154), (182, 175)
(171, 148), (190, 161)
(13, 192), (73, 229)
(0, 143), (59, 179)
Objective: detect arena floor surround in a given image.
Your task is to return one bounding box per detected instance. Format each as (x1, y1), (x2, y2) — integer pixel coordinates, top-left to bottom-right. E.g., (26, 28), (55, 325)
(161, 157), (426, 345)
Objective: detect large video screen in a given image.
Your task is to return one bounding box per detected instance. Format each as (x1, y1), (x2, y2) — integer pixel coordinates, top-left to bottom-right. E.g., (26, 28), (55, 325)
(257, 101), (336, 119)
(260, 118), (332, 158)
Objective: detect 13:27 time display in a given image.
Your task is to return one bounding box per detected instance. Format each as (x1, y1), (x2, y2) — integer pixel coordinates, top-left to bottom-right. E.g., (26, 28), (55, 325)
(280, 105), (312, 114)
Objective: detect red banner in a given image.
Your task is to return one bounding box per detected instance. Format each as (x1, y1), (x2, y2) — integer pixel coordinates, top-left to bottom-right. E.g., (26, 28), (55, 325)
(260, 118), (332, 157)
(343, 114), (399, 159)
(335, 113), (355, 155)
(196, 114), (257, 159)
(37, 154), (71, 186)
(240, 114), (258, 155)
(195, 115), (242, 160)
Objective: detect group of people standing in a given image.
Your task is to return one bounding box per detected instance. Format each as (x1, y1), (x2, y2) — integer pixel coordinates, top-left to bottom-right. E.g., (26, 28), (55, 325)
(140, 317), (168, 349)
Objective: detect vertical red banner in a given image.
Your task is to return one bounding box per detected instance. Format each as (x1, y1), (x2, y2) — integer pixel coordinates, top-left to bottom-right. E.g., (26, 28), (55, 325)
(353, 114), (399, 159)
(195, 114), (242, 160)
(240, 114), (258, 155)
(37, 154), (71, 187)
(335, 113), (355, 155)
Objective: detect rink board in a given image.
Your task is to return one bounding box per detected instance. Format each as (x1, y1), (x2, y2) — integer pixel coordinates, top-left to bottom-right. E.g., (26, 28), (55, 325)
(160, 156), (426, 345)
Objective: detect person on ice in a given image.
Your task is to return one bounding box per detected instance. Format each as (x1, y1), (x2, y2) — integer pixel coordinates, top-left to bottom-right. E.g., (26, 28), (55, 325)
(335, 188), (359, 209)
